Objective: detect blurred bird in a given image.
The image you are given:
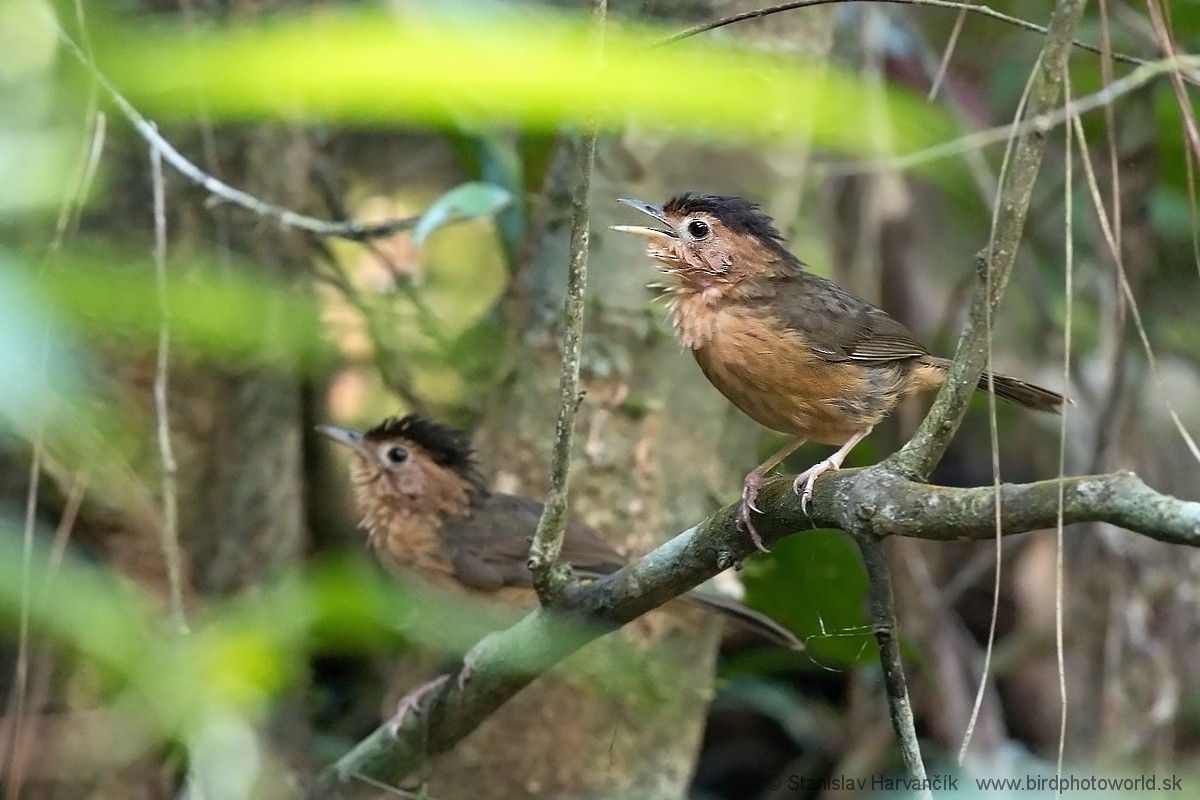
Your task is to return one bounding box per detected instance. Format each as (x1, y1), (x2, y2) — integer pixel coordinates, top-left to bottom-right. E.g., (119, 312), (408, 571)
(614, 193), (1064, 551)
(318, 412), (801, 646)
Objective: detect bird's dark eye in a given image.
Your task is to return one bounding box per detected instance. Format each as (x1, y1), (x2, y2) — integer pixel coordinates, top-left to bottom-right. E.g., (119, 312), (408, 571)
(385, 446), (409, 464)
(687, 219), (710, 239)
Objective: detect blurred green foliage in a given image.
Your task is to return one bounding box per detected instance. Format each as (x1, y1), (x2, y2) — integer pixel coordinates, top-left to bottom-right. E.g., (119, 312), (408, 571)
(36, 253), (328, 371)
(90, 10), (962, 174)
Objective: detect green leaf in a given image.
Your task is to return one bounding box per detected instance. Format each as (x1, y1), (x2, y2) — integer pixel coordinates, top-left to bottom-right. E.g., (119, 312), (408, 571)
(90, 10), (965, 187)
(742, 529), (876, 666)
(412, 181), (513, 246)
(32, 252), (332, 373)
(0, 254), (85, 434)
(445, 128), (526, 267)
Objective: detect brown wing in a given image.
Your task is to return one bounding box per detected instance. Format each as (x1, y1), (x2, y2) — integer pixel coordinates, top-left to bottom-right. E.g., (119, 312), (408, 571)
(443, 493), (626, 592)
(763, 271), (929, 365)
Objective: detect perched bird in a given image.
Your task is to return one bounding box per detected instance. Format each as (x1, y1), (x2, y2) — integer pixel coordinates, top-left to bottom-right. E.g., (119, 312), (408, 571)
(317, 414), (801, 651)
(613, 193), (1064, 551)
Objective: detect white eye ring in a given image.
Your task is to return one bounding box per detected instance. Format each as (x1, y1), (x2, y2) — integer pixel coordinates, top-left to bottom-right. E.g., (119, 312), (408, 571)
(686, 219), (710, 239)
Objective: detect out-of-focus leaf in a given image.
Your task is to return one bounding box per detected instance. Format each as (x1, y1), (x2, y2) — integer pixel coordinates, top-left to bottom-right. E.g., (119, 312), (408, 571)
(0, 0), (79, 212)
(186, 712), (262, 800)
(0, 0), (56, 81)
(32, 254), (332, 372)
(0, 126), (77, 213)
(0, 519), (153, 674)
(305, 555), (522, 656)
(446, 129), (526, 267)
(92, 11), (964, 184)
(0, 256), (83, 434)
(412, 181), (513, 246)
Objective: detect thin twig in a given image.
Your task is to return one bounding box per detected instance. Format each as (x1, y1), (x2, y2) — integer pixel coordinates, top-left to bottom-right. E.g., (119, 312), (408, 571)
(151, 144), (188, 634)
(817, 55), (1198, 177)
(7, 14), (108, 779)
(56, 27), (420, 243)
(852, 535), (931, 798)
(309, 255), (428, 414)
(1098, 0), (1121, 258)
(1083, 0), (1132, 474)
(528, 0), (607, 598)
(7, 415), (45, 800)
(657, 0), (1154, 71)
(53, 110), (106, 246)
(1188, 133), (1200, 281)
(888, 0), (1091, 480)
(927, 4), (968, 101)
(1072, 114), (1200, 465)
(894, 11), (997, 203)
(957, 49), (1042, 763)
(40, 470), (90, 608)
(1055, 71), (1076, 790)
(1146, 0), (1200, 166)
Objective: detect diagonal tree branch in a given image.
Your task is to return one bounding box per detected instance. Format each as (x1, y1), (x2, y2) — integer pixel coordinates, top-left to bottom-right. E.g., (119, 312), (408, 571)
(56, 26), (424, 243)
(304, 466), (1199, 798)
(889, 0), (1091, 480)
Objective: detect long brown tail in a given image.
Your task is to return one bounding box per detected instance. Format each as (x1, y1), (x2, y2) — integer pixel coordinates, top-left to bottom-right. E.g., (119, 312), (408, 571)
(921, 356), (1065, 413)
(680, 592), (804, 651)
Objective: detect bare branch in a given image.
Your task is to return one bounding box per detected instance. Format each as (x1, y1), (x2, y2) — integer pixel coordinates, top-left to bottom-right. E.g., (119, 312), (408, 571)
(150, 144), (188, 634)
(528, 0), (607, 598)
(816, 55), (1198, 177)
(851, 535), (931, 799)
(889, 0), (1091, 479)
(304, 466), (1200, 797)
(927, 5), (968, 101)
(657, 0), (1162, 75)
(56, 27), (421, 243)
(1146, 0), (1200, 165)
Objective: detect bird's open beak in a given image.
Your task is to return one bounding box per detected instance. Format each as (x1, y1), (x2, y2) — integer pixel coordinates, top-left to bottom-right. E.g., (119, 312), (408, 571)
(316, 424), (373, 460)
(611, 198), (678, 239)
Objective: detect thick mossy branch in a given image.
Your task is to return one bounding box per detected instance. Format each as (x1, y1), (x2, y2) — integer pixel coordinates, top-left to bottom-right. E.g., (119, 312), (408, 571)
(816, 470), (1200, 546)
(306, 467), (1200, 798)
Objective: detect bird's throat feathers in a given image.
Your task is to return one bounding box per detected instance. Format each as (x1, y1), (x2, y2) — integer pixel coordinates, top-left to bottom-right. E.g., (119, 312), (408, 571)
(656, 270), (791, 351)
(349, 455), (475, 537)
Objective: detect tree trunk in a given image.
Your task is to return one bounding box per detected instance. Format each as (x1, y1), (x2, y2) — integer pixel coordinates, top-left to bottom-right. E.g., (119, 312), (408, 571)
(410, 7), (837, 795)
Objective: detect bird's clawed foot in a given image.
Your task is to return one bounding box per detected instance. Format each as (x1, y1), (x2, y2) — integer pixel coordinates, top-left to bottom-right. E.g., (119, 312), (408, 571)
(737, 471), (771, 554)
(460, 632), (499, 685)
(387, 632), (501, 735)
(388, 674), (449, 735)
(793, 459), (838, 513)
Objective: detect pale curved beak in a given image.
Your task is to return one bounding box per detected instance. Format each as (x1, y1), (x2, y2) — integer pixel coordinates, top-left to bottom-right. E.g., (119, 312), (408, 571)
(611, 197), (677, 239)
(316, 424), (372, 460)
